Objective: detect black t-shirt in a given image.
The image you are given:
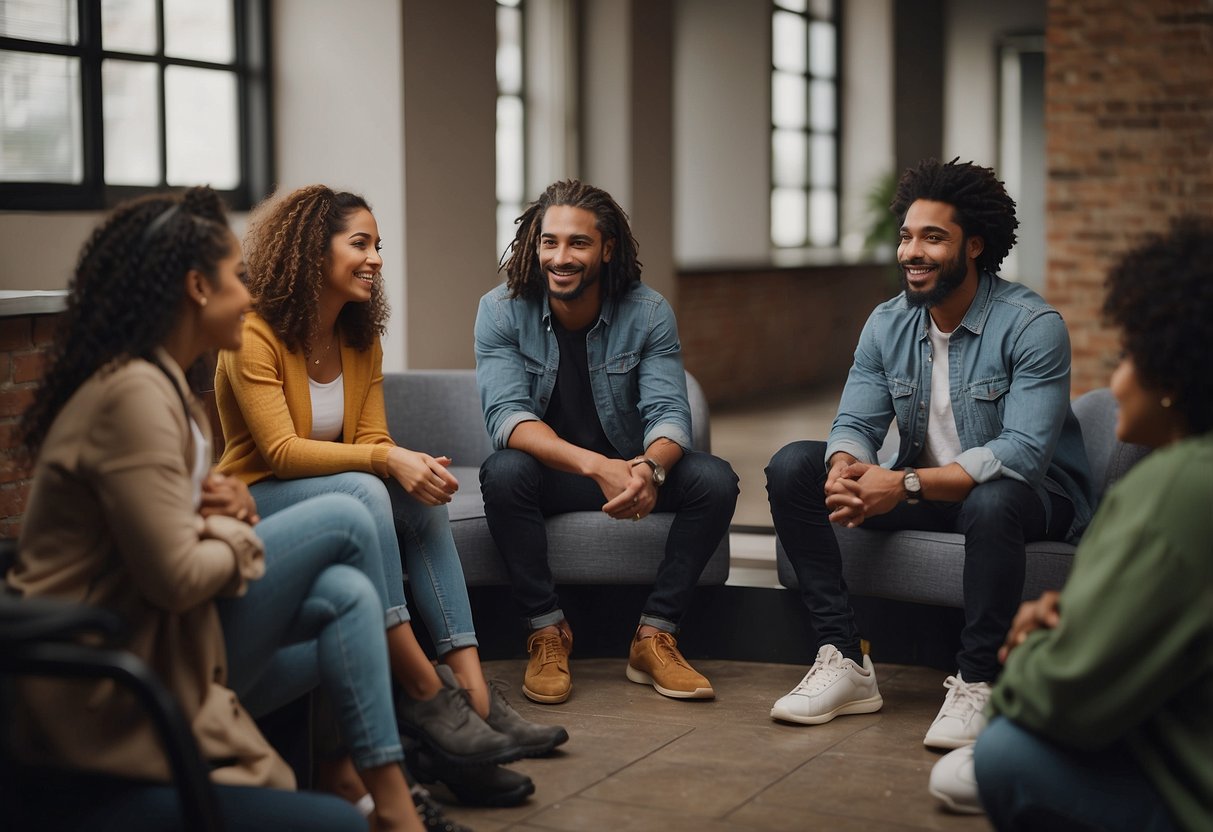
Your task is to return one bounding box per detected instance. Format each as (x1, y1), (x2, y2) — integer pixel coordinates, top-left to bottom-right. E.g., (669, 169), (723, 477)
(543, 317), (619, 458)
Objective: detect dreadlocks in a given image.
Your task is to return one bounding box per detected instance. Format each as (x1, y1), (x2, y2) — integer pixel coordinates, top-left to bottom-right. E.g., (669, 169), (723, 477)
(890, 158), (1019, 274)
(500, 179), (642, 301)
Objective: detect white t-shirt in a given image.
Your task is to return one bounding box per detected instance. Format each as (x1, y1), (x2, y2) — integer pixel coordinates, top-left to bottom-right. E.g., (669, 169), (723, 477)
(918, 317), (963, 469)
(309, 373), (345, 441)
(189, 416), (210, 510)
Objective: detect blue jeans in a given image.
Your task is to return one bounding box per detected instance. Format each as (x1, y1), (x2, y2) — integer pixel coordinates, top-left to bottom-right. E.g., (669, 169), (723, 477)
(766, 440), (1073, 682)
(250, 472), (478, 655)
(974, 716), (1178, 831)
(217, 493), (402, 771)
(479, 449), (739, 631)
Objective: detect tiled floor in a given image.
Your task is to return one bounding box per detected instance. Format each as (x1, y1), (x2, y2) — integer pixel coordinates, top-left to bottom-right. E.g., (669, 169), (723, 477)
(440, 659), (990, 831)
(438, 390), (991, 830)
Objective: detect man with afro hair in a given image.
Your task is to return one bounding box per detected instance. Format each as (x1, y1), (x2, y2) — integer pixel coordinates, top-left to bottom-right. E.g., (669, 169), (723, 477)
(765, 158), (1093, 749)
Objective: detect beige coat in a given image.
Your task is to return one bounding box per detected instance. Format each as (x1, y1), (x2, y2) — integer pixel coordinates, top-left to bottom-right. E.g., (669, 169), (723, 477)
(9, 349), (295, 789)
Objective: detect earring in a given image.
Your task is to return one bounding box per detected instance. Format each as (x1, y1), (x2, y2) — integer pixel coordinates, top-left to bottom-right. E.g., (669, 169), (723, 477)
(198, 296), (208, 307)
(1161, 396), (1173, 408)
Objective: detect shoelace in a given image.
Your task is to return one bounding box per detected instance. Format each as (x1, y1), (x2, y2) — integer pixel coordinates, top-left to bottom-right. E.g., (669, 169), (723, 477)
(531, 632), (565, 667)
(649, 632), (692, 669)
(792, 648), (847, 695)
(939, 675), (990, 718)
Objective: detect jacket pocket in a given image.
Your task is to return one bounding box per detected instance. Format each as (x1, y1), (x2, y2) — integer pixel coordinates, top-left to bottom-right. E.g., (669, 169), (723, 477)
(887, 377), (917, 436)
(967, 377), (1010, 437)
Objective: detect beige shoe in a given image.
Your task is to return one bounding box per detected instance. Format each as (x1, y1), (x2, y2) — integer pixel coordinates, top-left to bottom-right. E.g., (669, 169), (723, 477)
(626, 631), (715, 700)
(523, 626), (572, 704)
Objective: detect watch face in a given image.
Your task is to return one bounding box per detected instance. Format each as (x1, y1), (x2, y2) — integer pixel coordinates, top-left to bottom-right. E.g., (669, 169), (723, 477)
(652, 464), (666, 486)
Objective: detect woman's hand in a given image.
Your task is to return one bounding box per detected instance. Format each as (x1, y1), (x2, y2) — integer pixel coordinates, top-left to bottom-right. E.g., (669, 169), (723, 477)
(999, 590), (1061, 663)
(387, 447), (459, 506)
(200, 472), (260, 525)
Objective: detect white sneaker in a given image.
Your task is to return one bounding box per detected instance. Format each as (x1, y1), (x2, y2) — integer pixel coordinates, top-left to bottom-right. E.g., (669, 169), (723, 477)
(923, 674), (990, 749)
(929, 746), (985, 814)
(770, 644), (883, 725)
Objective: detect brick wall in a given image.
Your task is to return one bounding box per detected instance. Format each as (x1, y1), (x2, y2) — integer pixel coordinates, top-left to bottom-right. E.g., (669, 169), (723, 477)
(676, 263), (893, 406)
(1046, 0), (1213, 394)
(0, 313), (60, 539)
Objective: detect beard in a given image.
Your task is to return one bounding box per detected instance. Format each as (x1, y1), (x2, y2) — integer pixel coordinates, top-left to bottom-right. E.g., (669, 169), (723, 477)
(900, 252), (968, 309)
(545, 263), (601, 302)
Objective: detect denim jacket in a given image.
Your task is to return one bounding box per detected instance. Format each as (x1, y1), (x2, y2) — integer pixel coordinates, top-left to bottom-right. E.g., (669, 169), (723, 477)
(827, 271), (1094, 541)
(474, 282), (693, 458)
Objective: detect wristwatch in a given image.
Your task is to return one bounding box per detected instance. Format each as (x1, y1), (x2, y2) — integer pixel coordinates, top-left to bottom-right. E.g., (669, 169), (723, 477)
(630, 456), (667, 487)
(903, 468), (922, 505)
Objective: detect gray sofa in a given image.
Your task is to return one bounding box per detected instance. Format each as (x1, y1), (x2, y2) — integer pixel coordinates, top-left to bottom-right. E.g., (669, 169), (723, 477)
(382, 370), (729, 587)
(775, 387), (1149, 606)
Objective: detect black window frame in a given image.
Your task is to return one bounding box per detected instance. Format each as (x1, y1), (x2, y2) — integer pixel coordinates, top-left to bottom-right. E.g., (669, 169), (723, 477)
(0, 0), (273, 211)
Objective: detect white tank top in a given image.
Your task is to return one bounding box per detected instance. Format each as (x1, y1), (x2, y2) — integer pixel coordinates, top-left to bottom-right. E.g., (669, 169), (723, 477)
(309, 373), (345, 441)
(918, 318), (963, 468)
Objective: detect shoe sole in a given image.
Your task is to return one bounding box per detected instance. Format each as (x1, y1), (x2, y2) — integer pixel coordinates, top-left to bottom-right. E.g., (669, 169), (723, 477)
(513, 727), (571, 757)
(522, 683), (571, 704)
(769, 694), (884, 725)
(397, 722), (526, 767)
(413, 766), (536, 808)
(928, 786), (985, 815)
(923, 733), (977, 750)
(625, 664), (715, 699)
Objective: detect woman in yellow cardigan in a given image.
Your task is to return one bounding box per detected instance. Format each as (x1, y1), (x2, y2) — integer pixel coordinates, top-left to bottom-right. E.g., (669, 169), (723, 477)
(215, 186), (566, 793)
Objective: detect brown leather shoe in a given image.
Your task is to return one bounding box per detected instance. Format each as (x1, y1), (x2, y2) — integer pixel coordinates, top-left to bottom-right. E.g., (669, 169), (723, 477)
(523, 626), (572, 704)
(626, 631), (715, 700)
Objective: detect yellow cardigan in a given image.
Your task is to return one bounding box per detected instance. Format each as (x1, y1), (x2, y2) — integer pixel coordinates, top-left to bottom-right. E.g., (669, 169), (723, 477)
(216, 312), (395, 484)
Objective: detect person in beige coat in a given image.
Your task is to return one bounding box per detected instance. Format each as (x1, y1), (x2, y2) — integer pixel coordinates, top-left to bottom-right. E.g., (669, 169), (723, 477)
(8, 188), (448, 832)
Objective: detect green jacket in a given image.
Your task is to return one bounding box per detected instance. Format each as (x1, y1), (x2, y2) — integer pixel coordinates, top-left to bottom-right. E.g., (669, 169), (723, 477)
(991, 432), (1213, 831)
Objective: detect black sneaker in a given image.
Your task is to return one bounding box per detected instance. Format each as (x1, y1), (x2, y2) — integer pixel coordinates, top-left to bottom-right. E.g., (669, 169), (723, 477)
(396, 665), (523, 767)
(410, 746), (535, 808)
(411, 785), (474, 832)
(484, 680), (569, 756)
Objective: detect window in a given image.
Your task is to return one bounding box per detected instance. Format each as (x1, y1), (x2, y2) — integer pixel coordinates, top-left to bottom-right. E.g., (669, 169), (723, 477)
(496, 0), (525, 259)
(0, 0), (271, 210)
(771, 0), (838, 248)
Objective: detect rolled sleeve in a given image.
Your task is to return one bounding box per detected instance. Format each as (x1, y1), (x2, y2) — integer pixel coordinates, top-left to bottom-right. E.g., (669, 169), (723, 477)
(636, 300), (693, 452)
(826, 312), (893, 464)
(475, 291), (540, 451)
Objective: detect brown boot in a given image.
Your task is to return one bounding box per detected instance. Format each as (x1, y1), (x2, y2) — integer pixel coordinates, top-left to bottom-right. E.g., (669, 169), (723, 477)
(626, 630), (715, 700)
(523, 624), (572, 704)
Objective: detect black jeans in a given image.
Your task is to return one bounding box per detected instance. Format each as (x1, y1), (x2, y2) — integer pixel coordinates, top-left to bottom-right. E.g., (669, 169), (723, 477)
(480, 449), (738, 632)
(766, 440), (1073, 683)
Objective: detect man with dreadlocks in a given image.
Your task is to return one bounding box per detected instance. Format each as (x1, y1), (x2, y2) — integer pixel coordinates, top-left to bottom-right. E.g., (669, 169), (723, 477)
(474, 179), (738, 705)
(765, 158), (1093, 749)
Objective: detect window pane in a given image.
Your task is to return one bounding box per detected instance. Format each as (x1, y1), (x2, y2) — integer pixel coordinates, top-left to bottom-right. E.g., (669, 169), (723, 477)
(808, 0), (833, 20)
(164, 0), (234, 63)
(165, 66), (238, 188)
(771, 187), (807, 248)
(809, 77), (835, 131)
(808, 188), (837, 247)
(0, 0), (77, 43)
(772, 71), (806, 129)
(774, 0), (807, 12)
(496, 95), (524, 203)
(771, 11), (806, 74)
(810, 133), (835, 187)
(103, 59), (160, 185)
(102, 0), (157, 54)
(772, 129), (807, 188)
(0, 51), (81, 182)
(809, 21), (835, 78)
(497, 5), (523, 95)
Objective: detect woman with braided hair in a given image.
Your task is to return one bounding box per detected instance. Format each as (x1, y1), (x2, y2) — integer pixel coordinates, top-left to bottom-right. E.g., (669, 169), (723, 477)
(215, 184), (565, 806)
(8, 187), (449, 830)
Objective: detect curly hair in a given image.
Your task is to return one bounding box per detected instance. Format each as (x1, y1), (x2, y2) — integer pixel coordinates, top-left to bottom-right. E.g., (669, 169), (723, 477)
(1103, 216), (1213, 435)
(890, 157), (1019, 273)
(243, 185), (388, 352)
(500, 179), (642, 301)
(21, 188), (233, 457)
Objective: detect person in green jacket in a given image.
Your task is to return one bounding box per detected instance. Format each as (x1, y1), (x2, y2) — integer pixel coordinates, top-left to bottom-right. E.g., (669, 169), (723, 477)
(930, 217), (1213, 831)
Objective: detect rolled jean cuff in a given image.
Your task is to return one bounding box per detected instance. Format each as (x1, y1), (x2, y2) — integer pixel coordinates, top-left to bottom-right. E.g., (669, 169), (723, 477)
(352, 743), (404, 772)
(526, 608), (565, 631)
(385, 604), (411, 629)
(639, 614), (678, 634)
(433, 631), (480, 657)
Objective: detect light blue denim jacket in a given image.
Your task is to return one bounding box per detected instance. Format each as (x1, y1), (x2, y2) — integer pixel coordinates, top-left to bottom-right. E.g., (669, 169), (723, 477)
(474, 282), (693, 457)
(827, 271), (1094, 541)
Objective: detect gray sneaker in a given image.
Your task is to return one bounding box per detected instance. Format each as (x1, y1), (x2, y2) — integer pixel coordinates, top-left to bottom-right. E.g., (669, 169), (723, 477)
(396, 665), (523, 767)
(484, 680), (570, 756)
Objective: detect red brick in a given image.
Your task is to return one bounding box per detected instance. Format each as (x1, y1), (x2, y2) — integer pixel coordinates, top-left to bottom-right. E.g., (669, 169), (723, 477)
(0, 388), (34, 419)
(32, 313), (64, 347)
(11, 351), (47, 385)
(0, 318), (31, 352)
(0, 481), (30, 518)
